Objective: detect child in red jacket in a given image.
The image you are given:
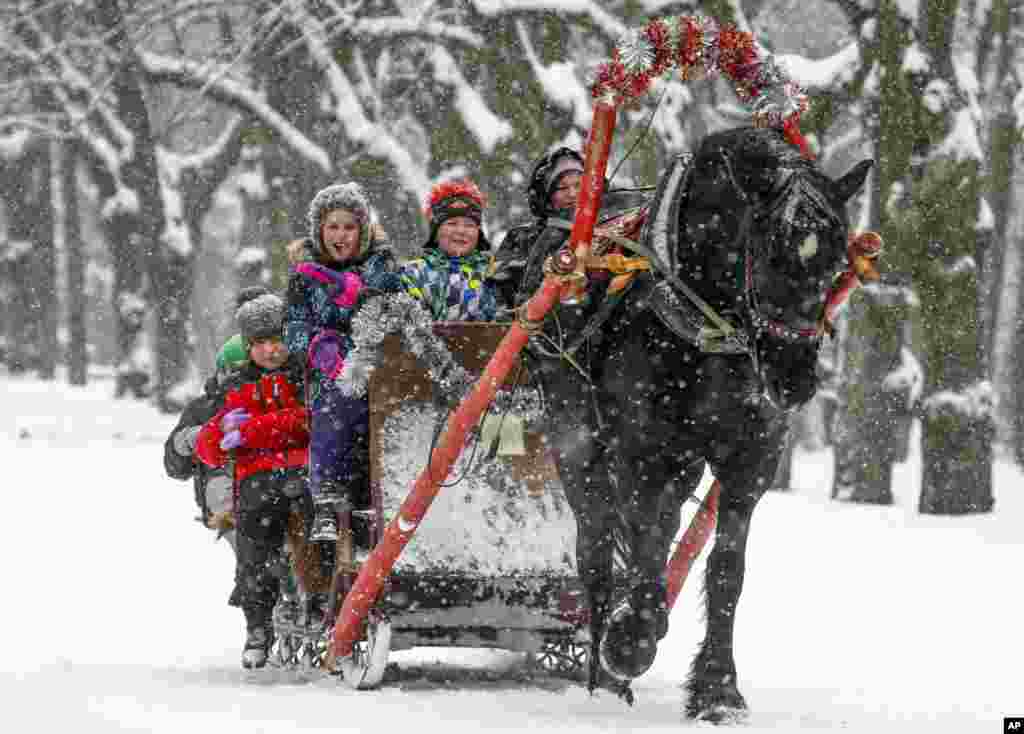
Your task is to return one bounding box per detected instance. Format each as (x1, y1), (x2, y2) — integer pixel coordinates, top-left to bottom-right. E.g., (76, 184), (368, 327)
(197, 293), (309, 669)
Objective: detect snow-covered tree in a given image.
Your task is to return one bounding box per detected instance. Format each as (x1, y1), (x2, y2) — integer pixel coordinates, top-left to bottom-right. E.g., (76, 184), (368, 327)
(1, 1), (266, 408)
(871, 0), (1000, 513)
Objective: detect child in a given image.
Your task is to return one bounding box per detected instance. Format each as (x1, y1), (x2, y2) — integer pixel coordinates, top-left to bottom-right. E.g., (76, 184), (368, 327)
(284, 182), (401, 544)
(214, 285), (271, 385)
(400, 178), (499, 322)
(196, 293), (310, 669)
(163, 377), (236, 541)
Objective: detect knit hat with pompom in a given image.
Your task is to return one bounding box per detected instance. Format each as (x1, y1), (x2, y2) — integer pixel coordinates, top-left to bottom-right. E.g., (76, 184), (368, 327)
(423, 179), (490, 251)
(236, 293), (285, 345)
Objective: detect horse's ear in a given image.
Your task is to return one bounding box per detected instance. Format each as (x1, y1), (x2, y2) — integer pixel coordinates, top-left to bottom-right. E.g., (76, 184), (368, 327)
(834, 160), (873, 203)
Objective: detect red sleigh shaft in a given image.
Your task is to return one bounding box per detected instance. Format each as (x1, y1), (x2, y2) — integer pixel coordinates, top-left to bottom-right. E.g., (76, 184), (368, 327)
(665, 480), (720, 611)
(563, 101), (618, 303)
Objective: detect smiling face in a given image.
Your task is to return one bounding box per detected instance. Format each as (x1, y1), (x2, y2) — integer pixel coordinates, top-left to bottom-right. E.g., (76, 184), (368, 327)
(249, 337), (288, 370)
(437, 216), (481, 257)
(550, 172), (582, 211)
(320, 208), (362, 264)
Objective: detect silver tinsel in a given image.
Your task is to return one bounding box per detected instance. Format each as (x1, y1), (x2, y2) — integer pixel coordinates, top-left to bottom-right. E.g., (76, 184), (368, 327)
(618, 29), (655, 74)
(755, 53), (786, 89)
(336, 292), (470, 399)
(335, 294), (544, 425)
(751, 80), (808, 126)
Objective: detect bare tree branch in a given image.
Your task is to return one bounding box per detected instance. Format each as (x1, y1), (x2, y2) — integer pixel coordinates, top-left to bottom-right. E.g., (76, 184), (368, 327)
(139, 49), (332, 173)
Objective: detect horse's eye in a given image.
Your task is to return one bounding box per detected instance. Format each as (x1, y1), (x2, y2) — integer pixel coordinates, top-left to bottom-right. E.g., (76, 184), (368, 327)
(798, 233), (818, 262)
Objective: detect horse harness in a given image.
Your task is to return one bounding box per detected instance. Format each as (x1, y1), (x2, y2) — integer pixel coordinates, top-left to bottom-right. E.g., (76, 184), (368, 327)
(523, 150), (854, 403)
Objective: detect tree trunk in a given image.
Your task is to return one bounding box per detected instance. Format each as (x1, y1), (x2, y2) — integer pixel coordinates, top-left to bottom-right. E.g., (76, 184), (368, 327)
(1007, 161), (1024, 462)
(95, 0), (177, 408)
(34, 142), (57, 380)
(983, 0), (1022, 455)
(64, 148), (88, 385)
(831, 117), (915, 505)
(919, 405), (995, 514)
(1, 141), (54, 376)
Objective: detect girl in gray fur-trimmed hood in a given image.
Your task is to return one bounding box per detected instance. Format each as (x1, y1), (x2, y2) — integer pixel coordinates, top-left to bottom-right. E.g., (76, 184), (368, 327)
(284, 181), (401, 544)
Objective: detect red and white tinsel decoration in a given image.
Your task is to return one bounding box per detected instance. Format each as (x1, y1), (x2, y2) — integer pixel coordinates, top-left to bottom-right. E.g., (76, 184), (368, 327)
(594, 15), (812, 158)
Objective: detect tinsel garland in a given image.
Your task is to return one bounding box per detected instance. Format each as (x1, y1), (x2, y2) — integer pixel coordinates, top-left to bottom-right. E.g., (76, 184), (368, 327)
(592, 14), (811, 157)
(335, 293), (544, 424)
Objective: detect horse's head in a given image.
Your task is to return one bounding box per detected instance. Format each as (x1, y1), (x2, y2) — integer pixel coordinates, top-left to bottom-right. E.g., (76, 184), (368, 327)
(686, 128), (872, 409)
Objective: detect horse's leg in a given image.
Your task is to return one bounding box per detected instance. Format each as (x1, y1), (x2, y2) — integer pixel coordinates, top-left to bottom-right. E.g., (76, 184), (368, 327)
(551, 433), (618, 693)
(600, 458), (705, 680)
(685, 448), (778, 723)
(537, 359), (623, 694)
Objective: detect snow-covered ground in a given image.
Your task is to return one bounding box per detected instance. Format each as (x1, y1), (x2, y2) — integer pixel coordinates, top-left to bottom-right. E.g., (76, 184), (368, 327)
(3, 372), (1021, 732)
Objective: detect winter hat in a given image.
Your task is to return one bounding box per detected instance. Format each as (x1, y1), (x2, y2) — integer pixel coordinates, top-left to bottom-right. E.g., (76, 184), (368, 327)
(235, 285), (271, 311)
(236, 293), (285, 345)
(424, 179), (491, 251)
(528, 147), (584, 217)
(306, 181), (373, 259)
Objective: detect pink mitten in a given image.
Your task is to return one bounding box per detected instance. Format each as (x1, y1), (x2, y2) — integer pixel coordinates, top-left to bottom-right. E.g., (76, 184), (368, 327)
(295, 263), (363, 308)
(336, 271), (364, 308)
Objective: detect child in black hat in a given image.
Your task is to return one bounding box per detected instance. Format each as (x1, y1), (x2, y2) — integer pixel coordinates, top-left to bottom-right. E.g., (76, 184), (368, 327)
(399, 178), (499, 322)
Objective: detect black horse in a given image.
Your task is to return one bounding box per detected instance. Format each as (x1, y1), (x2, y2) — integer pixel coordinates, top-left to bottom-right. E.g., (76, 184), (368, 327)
(526, 126), (871, 722)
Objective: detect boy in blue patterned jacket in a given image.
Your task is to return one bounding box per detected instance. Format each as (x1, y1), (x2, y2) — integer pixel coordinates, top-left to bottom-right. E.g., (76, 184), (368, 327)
(284, 182), (401, 542)
(399, 179), (499, 322)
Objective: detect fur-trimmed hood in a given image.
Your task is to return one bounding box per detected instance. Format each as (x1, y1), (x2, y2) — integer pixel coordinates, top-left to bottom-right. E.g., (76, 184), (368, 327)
(306, 181), (373, 259)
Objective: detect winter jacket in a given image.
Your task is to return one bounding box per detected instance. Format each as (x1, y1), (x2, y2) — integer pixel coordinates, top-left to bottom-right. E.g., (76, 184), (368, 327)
(196, 355), (309, 483)
(284, 238), (402, 380)
(491, 221), (551, 309)
(491, 188), (653, 308)
(399, 248), (498, 322)
(164, 376), (227, 515)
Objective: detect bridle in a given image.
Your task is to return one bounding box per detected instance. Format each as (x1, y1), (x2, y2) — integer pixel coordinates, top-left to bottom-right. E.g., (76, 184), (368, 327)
(717, 151), (832, 349)
(713, 150), (845, 410)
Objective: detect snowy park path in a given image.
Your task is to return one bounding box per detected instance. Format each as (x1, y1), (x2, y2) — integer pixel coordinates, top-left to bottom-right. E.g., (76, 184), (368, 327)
(3, 374), (1020, 732)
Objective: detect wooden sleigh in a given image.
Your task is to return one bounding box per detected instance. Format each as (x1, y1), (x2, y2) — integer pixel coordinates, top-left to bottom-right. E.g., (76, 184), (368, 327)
(330, 322), (590, 685)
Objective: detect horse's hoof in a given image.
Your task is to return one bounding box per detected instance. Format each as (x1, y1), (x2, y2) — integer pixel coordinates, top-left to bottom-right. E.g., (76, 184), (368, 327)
(685, 684), (749, 725)
(598, 602), (660, 680)
(690, 704), (750, 726)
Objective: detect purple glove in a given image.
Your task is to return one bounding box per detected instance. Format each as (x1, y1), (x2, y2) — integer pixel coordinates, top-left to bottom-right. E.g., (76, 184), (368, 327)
(295, 263), (364, 307)
(309, 330), (344, 379)
(220, 408), (250, 433)
(220, 430), (244, 451)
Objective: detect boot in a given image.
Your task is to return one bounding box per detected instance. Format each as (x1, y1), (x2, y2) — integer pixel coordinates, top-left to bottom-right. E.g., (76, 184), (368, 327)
(241, 606), (274, 669)
(309, 482), (349, 544)
(310, 497), (339, 543)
